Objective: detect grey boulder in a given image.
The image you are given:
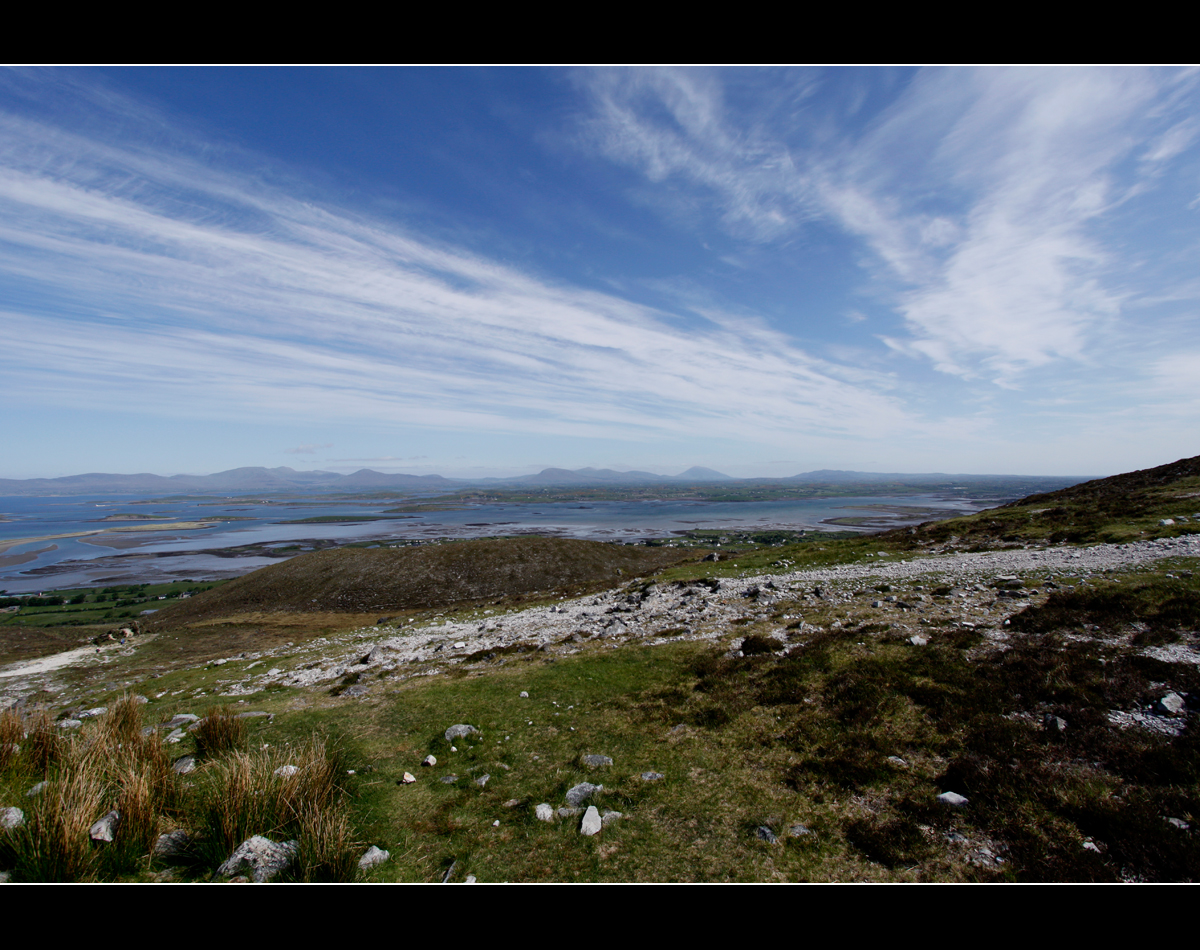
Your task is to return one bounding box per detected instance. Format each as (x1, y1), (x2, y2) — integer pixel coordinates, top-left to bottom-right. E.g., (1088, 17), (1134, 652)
(217, 835), (299, 882)
(565, 782), (602, 806)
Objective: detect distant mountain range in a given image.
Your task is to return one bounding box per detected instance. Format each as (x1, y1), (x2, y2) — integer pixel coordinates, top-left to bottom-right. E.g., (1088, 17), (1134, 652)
(0, 465), (1092, 496)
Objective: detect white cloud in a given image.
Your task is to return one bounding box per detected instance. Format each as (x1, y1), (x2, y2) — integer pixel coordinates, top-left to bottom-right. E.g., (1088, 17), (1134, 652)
(0, 98), (931, 451)
(576, 67), (1197, 385)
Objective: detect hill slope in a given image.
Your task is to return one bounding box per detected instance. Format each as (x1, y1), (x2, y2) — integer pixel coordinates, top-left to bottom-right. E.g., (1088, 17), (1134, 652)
(887, 454), (1200, 549)
(149, 537), (695, 624)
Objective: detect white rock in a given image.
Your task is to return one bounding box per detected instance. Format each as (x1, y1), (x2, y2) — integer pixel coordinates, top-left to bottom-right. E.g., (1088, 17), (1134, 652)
(580, 805), (602, 836)
(422, 755), (437, 767)
(400, 772), (416, 784)
(217, 835), (299, 882)
(937, 791), (968, 808)
(358, 845), (390, 870)
(535, 803), (554, 821)
(0, 807), (24, 830)
(444, 724), (480, 742)
(90, 809), (120, 842)
(273, 765), (299, 777)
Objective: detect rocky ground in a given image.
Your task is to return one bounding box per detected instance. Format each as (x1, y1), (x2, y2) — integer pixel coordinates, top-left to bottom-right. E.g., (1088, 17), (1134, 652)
(11, 535), (1192, 715)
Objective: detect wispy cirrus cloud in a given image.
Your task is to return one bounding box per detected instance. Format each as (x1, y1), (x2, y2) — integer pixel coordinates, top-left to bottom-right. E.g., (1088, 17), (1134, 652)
(576, 66), (1200, 385)
(0, 87), (930, 452)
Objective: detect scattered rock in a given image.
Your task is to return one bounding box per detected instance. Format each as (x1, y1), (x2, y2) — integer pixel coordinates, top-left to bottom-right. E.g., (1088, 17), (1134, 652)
(90, 809), (120, 842)
(399, 772), (416, 784)
(79, 707), (107, 719)
(581, 754), (613, 768)
(535, 803), (555, 821)
(580, 805), (602, 836)
(756, 826), (779, 844)
(556, 806), (580, 819)
(217, 835), (299, 882)
(164, 714), (200, 728)
(358, 845), (390, 870)
(519, 691), (529, 698)
(1044, 714), (1068, 732)
(172, 755), (197, 775)
(154, 829), (190, 857)
(886, 756), (908, 769)
(1, 807), (24, 830)
(25, 781), (46, 797)
(787, 824), (813, 838)
(909, 635), (928, 646)
(601, 810), (622, 826)
(422, 755), (437, 767)
(565, 782), (603, 806)
(273, 765), (299, 778)
(440, 775), (459, 784)
(937, 791), (969, 808)
(1156, 692), (1185, 716)
(445, 724), (480, 742)
(1166, 817), (1190, 830)
(641, 771), (664, 782)
(474, 774), (490, 787)
(57, 719), (82, 730)
(1083, 840), (1102, 853)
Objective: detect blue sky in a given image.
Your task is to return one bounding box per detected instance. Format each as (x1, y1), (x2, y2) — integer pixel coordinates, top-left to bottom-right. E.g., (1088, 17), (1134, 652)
(2, 67), (1198, 479)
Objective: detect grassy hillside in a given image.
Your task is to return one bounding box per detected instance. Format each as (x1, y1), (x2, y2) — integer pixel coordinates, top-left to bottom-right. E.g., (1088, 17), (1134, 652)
(148, 537), (697, 628)
(885, 455), (1200, 550)
(3, 462), (1199, 882)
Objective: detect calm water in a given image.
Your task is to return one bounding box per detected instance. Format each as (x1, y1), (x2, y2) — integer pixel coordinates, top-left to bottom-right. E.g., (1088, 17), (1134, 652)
(0, 491), (988, 593)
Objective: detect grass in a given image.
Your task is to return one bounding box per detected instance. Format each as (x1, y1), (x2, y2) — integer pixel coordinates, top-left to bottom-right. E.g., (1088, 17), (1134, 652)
(192, 705), (247, 758)
(0, 698), (357, 881)
(5, 458), (1200, 881)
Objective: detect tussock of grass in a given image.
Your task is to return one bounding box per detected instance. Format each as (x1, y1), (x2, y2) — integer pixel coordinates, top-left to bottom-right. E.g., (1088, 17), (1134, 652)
(193, 705), (247, 758)
(0, 700), (356, 882)
(192, 736), (355, 880)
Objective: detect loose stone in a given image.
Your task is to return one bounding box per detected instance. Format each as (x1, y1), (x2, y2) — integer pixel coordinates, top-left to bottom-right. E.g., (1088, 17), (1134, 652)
(217, 835), (298, 882)
(565, 782), (602, 806)
(358, 845), (390, 870)
(90, 809), (120, 842)
(580, 805), (602, 836)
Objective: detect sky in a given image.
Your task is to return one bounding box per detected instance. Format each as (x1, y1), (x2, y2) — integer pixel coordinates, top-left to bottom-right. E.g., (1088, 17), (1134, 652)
(2, 66), (1199, 480)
